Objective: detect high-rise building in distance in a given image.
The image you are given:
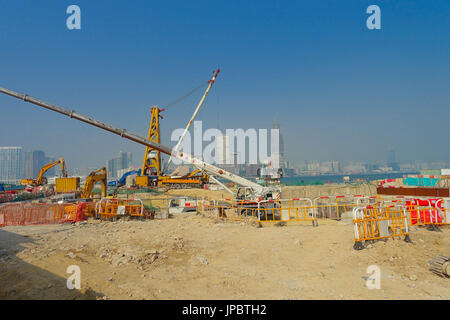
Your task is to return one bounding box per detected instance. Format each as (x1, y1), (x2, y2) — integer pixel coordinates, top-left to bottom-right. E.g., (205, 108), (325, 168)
(0, 147), (24, 184)
(30, 150), (56, 178)
(273, 121), (286, 169)
(106, 151), (133, 178)
(387, 149), (400, 171)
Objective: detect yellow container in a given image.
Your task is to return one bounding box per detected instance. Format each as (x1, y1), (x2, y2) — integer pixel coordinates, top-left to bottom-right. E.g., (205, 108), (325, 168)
(55, 177), (80, 193)
(135, 175), (149, 187)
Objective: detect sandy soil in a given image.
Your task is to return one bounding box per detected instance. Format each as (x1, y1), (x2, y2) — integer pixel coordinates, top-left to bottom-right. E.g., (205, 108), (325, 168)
(0, 209), (448, 300)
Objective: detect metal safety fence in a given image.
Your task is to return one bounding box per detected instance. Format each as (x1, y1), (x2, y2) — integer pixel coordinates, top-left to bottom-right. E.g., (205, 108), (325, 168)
(198, 198), (318, 226)
(381, 196), (449, 228)
(95, 198), (146, 219)
(405, 203), (448, 231)
(198, 194), (382, 225)
(312, 195), (378, 219)
(352, 205), (412, 250)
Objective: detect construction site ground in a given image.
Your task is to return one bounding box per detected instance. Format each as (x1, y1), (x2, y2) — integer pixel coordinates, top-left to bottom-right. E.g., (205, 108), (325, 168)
(0, 185), (449, 300)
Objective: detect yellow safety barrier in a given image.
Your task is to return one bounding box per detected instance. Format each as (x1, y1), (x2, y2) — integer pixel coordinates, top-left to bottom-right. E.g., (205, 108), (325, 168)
(198, 198), (318, 226)
(353, 205), (412, 250)
(198, 196), (449, 235)
(95, 198), (146, 219)
(442, 208), (450, 225)
(313, 195), (378, 219)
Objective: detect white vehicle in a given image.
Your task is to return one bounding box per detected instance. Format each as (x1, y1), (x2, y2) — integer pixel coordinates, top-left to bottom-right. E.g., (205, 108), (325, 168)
(168, 197), (199, 214)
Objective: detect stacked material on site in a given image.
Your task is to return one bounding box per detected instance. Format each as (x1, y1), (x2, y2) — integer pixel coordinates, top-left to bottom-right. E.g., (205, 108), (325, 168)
(0, 191), (19, 203)
(428, 255), (450, 278)
(11, 191), (52, 202)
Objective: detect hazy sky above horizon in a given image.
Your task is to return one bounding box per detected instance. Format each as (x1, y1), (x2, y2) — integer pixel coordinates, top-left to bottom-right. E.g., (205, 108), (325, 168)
(1, 1), (449, 170)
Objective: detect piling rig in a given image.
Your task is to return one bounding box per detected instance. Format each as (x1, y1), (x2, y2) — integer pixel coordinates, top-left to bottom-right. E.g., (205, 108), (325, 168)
(0, 86), (282, 218)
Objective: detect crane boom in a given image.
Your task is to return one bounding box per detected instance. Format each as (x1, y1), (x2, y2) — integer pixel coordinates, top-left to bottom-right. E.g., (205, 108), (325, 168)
(0, 86), (269, 197)
(164, 69), (220, 172)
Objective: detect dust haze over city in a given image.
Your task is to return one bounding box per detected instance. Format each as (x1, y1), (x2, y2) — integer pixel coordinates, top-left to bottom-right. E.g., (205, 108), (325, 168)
(0, 0), (450, 305)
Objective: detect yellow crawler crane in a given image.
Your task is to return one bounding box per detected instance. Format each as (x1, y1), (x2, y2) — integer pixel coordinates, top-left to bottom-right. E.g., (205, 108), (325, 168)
(136, 106), (162, 187)
(158, 169), (209, 188)
(81, 167), (107, 199)
(136, 106), (210, 188)
(21, 157), (67, 186)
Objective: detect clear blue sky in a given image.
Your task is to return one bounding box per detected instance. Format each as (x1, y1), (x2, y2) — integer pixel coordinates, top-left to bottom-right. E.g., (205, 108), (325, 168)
(1, 1), (449, 170)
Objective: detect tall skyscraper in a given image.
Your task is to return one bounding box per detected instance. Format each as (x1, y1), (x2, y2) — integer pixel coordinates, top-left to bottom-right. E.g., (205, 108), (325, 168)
(30, 150), (56, 178)
(273, 121), (286, 169)
(387, 149), (400, 171)
(216, 134), (230, 165)
(0, 147), (24, 184)
(215, 135), (240, 174)
(106, 151), (133, 178)
(24, 151), (33, 179)
(32, 150), (46, 178)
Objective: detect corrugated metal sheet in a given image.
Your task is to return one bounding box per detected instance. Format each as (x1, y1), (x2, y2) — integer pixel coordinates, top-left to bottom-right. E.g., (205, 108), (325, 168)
(55, 177), (80, 193)
(377, 187), (449, 197)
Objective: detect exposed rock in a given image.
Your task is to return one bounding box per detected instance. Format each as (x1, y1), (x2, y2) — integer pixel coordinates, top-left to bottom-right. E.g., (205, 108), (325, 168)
(197, 257), (209, 265)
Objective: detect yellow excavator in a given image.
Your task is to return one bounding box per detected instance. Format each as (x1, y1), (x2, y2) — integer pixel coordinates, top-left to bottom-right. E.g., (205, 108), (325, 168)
(21, 157), (67, 186)
(80, 167), (107, 199)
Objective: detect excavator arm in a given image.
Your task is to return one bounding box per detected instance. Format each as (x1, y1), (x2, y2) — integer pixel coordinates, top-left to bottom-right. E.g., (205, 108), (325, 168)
(81, 167), (107, 199)
(21, 157), (67, 186)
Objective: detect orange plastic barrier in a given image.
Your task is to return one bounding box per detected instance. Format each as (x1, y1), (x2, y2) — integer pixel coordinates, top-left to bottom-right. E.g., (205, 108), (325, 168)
(405, 198), (447, 229)
(0, 202), (83, 227)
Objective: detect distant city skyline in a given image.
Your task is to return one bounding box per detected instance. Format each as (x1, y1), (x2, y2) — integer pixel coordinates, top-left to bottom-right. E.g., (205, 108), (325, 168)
(3, 144), (450, 182)
(1, 2), (450, 169)
(0, 147), (59, 183)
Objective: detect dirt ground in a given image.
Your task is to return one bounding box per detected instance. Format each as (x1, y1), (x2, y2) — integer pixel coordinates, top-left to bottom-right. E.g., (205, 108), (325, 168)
(0, 207), (448, 299)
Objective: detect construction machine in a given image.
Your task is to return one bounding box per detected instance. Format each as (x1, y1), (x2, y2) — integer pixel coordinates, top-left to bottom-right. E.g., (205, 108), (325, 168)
(0, 85), (282, 215)
(21, 157), (67, 186)
(80, 167), (107, 199)
(138, 70), (220, 188)
(139, 106), (162, 180)
(256, 160), (283, 185)
(158, 169), (209, 188)
(108, 169), (140, 187)
(137, 106), (211, 188)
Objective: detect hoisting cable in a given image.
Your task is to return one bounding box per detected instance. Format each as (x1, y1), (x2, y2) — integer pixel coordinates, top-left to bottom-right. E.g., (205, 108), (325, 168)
(163, 82), (208, 110)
